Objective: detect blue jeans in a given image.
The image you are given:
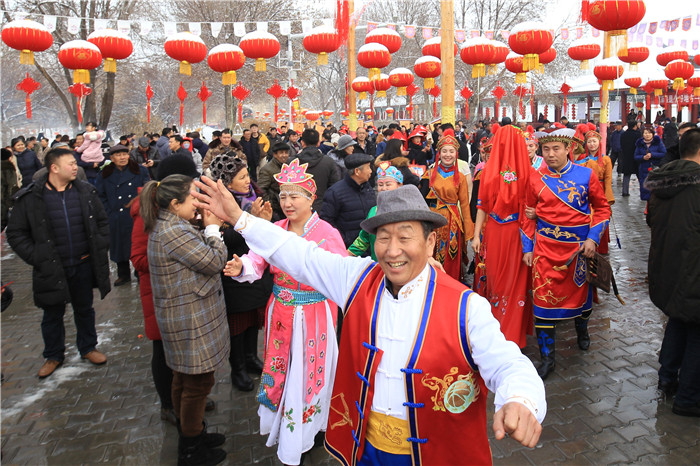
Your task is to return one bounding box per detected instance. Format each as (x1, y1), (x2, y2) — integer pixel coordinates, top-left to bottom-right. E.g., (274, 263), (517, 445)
(659, 318), (700, 407)
(41, 261), (98, 361)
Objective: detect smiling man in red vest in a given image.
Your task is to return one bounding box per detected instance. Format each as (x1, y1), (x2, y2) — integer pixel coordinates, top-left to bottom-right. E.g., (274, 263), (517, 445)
(193, 178), (546, 465)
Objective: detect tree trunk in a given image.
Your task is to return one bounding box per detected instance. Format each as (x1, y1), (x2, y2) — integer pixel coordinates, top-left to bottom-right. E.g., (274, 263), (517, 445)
(99, 72), (116, 129)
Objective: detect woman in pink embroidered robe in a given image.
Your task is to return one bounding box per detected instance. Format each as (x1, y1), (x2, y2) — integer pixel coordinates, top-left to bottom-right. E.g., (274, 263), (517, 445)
(227, 160), (347, 465)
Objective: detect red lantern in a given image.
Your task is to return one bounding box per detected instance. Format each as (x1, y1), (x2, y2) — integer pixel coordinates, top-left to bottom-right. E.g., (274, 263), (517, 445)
(508, 22), (553, 71)
(414, 56), (441, 89)
(388, 68), (414, 96)
(406, 84), (419, 119)
(286, 82), (300, 117)
(585, 0), (646, 35)
(460, 37), (495, 78)
(385, 107), (394, 116)
(365, 27), (402, 54)
(422, 36), (458, 58)
(341, 110), (349, 117)
(695, 55), (700, 67)
(68, 83), (92, 124)
(164, 32), (207, 76)
(688, 75), (700, 97)
(58, 40), (103, 84)
(306, 110), (321, 121)
(429, 85), (441, 118)
(460, 82), (473, 117)
(538, 47), (556, 73)
(491, 84), (506, 110)
(505, 53), (527, 84)
(560, 82), (572, 117)
(239, 31), (280, 72)
(1, 19), (53, 65)
(352, 77), (374, 100)
(357, 43), (391, 80)
(267, 80), (286, 124)
(665, 59), (694, 91)
(207, 44), (245, 85)
(87, 29), (133, 73)
(197, 81), (212, 124)
(323, 110), (334, 118)
(303, 25), (340, 65)
(486, 40), (509, 75)
(16, 72), (40, 119)
(568, 38), (600, 70)
(617, 45), (649, 71)
(231, 83), (251, 122)
(146, 80), (154, 123)
(647, 76), (669, 97)
(656, 46), (689, 67)
(594, 58), (624, 91)
(372, 73), (391, 98)
(364, 109), (373, 118)
(177, 82), (188, 127)
(624, 73), (642, 94)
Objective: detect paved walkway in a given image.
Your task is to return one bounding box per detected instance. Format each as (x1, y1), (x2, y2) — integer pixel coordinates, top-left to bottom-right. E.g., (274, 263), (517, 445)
(2, 176), (699, 465)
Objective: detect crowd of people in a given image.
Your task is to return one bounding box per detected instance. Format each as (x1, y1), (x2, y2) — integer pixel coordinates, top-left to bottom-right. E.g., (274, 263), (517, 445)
(2, 112), (699, 466)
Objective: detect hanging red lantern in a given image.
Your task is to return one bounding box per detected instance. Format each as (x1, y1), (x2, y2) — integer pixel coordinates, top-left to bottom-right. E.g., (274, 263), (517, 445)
(385, 107), (395, 116)
(239, 31), (280, 72)
(513, 85), (529, 119)
(485, 107), (491, 120)
(688, 74), (700, 97)
(571, 103), (576, 120)
(164, 32), (207, 76)
(264, 112), (271, 119)
(231, 83), (251, 122)
(267, 79), (286, 124)
(429, 85), (441, 118)
(460, 37), (495, 78)
(341, 110), (349, 117)
(303, 25), (340, 65)
(537, 47), (556, 73)
(414, 56), (441, 89)
(460, 81), (473, 117)
(364, 109), (373, 118)
(422, 36), (458, 58)
(68, 83), (92, 124)
(306, 110), (321, 121)
(323, 110), (334, 118)
(87, 29), (133, 73)
(207, 44), (245, 85)
(491, 84), (506, 111)
(636, 101), (644, 110)
(58, 40), (103, 84)
(508, 22), (553, 71)
(388, 68), (414, 96)
(647, 76), (669, 96)
(406, 83), (419, 119)
(365, 27), (402, 54)
(695, 55), (700, 67)
(656, 46), (689, 67)
(286, 81), (300, 117)
(16, 72), (41, 119)
(372, 73), (391, 98)
(585, 0), (645, 56)
(1, 19), (53, 65)
(357, 43), (391, 80)
(568, 38), (600, 70)
(486, 40), (509, 75)
(146, 80), (154, 123)
(594, 58), (624, 91)
(196, 81), (212, 124)
(624, 73), (642, 94)
(665, 59), (694, 91)
(560, 82), (572, 117)
(617, 45), (649, 71)
(176, 82), (188, 127)
(505, 52), (527, 84)
(352, 76), (374, 100)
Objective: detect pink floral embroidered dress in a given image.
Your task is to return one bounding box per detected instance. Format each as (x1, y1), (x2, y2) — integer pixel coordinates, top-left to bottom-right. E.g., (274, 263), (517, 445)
(235, 211), (346, 465)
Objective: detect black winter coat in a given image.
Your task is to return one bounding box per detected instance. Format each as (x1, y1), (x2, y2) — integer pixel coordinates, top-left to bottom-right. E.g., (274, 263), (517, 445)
(619, 128), (641, 175)
(15, 149), (42, 188)
(646, 159), (700, 324)
(6, 175), (111, 308)
(319, 173), (377, 248)
(296, 146), (341, 212)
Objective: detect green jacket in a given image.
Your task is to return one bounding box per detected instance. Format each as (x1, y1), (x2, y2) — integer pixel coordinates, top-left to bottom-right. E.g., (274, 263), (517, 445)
(348, 205), (377, 260)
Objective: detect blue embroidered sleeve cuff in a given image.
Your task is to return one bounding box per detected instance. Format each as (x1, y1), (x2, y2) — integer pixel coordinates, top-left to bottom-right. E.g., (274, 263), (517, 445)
(520, 229), (534, 254)
(586, 220), (608, 245)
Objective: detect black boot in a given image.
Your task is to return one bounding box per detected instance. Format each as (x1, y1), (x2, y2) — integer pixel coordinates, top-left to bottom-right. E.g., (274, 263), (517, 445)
(176, 421), (226, 449)
(244, 327), (264, 373)
(536, 325), (556, 380)
(575, 317), (590, 351)
(177, 432), (226, 466)
(229, 334), (254, 391)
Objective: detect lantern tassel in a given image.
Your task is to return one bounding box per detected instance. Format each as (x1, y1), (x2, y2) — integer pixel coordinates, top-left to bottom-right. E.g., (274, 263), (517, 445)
(20, 50), (34, 65)
(203, 102), (207, 125)
(180, 61), (191, 76)
(359, 91), (367, 100)
(73, 69), (90, 84)
(104, 58), (117, 73)
(424, 77), (435, 89)
(77, 97), (84, 124)
(580, 60), (589, 70)
(673, 78), (685, 91)
(397, 87), (406, 96)
(237, 102), (243, 122)
(147, 101), (151, 123)
(377, 91), (386, 98)
(471, 64), (485, 78)
(369, 68), (380, 80)
(630, 87), (637, 95)
(317, 53), (328, 65)
(630, 63), (638, 72)
(222, 71), (237, 86)
(180, 101), (184, 127)
(694, 88), (700, 97)
(25, 96), (32, 119)
(515, 73), (526, 85)
(255, 58), (266, 72)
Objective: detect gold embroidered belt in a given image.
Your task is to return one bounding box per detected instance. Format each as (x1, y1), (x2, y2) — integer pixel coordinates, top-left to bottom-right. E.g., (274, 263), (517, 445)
(365, 411), (411, 455)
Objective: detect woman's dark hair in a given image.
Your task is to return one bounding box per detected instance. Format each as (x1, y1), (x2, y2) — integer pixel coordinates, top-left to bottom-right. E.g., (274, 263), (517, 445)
(86, 121), (97, 129)
(10, 137), (24, 149)
(383, 139), (404, 160)
(139, 174), (193, 233)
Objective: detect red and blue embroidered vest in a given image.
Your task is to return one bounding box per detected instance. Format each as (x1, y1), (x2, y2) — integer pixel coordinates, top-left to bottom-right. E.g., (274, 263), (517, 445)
(324, 264), (492, 465)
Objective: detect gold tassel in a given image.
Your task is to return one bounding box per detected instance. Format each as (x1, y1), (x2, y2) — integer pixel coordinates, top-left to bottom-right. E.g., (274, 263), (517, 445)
(317, 53), (328, 65)
(472, 64), (485, 78)
(377, 90), (386, 98)
(580, 60), (589, 70)
(630, 88), (637, 95)
(104, 58), (116, 73)
(654, 89), (663, 96)
(369, 68), (380, 80)
(73, 69), (90, 84)
(515, 73), (526, 84)
(424, 77), (434, 89)
(20, 49), (34, 65)
(694, 88), (700, 97)
(179, 61), (191, 76)
(222, 71), (237, 86)
(673, 78), (685, 91)
(630, 63), (638, 72)
(255, 58), (266, 72)
(522, 54), (539, 72)
(397, 87), (406, 96)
